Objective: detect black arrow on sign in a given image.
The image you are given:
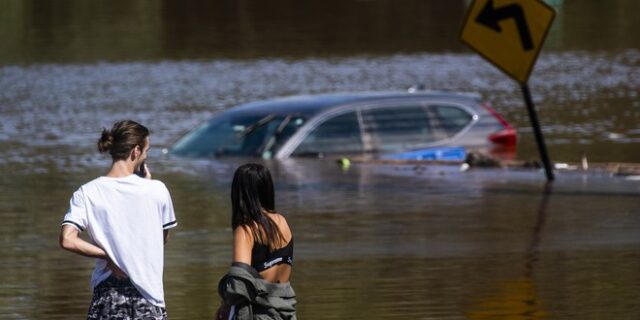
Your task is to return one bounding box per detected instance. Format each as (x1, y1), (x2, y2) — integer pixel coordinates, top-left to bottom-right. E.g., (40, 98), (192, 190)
(476, 0), (534, 51)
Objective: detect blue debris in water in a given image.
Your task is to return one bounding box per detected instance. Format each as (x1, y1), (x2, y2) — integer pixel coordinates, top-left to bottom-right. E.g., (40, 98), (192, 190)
(381, 146), (466, 161)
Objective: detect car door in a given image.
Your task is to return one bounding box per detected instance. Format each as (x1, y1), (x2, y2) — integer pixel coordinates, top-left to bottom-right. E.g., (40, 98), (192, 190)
(288, 110), (364, 158)
(360, 103), (444, 154)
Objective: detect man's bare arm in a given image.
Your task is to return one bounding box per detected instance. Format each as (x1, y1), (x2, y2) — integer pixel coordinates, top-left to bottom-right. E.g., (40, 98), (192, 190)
(59, 225), (107, 258)
(59, 225), (127, 278)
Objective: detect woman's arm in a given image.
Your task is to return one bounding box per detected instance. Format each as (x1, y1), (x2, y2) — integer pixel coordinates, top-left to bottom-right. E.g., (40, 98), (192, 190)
(232, 226), (253, 264)
(214, 226), (253, 319)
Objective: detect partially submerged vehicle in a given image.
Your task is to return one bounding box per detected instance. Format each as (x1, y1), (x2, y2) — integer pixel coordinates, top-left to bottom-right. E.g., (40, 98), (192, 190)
(170, 91), (517, 160)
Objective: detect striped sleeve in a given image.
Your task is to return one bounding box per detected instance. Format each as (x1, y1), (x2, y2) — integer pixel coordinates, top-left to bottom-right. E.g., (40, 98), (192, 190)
(61, 189), (88, 232)
(161, 184), (177, 230)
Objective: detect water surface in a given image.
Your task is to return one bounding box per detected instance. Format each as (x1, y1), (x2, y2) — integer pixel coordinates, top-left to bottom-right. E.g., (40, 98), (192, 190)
(1, 1), (639, 319)
(1, 160), (639, 319)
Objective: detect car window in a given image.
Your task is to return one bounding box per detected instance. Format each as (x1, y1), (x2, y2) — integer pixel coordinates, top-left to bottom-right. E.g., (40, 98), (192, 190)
(430, 105), (473, 137)
(291, 112), (363, 157)
(262, 117), (306, 159)
(361, 106), (435, 152)
(171, 113), (300, 157)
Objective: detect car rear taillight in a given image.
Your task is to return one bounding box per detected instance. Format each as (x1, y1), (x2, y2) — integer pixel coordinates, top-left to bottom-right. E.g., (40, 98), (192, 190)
(488, 128), (517, 146)
(481, 102), (517, 146)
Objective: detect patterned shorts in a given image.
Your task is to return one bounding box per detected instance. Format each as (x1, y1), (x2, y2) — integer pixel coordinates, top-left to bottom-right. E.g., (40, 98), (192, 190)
(87, 276), (167, 320)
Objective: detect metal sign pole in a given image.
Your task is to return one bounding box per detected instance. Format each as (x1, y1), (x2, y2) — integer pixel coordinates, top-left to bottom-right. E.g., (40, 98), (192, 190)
(521, 83), (554, 181)
(461, 0), (556, 181)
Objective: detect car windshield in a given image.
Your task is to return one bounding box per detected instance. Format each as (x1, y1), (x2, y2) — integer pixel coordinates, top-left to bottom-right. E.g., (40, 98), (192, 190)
(171, 112), (305, 158)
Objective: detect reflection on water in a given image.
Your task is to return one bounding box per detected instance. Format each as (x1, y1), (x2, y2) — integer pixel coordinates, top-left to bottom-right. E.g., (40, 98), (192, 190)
(1, 159), (639, 319)
(1, 0), (640, 64)
(466, 184), (551, 320)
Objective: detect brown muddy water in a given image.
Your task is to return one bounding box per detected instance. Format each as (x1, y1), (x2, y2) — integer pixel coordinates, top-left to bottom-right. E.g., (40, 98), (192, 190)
(1, 160), (639, 319)
(1, 0), (640, 319)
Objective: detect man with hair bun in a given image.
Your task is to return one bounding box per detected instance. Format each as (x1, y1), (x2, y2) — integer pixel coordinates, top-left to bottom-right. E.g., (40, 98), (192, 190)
(59, 120), (177, 319)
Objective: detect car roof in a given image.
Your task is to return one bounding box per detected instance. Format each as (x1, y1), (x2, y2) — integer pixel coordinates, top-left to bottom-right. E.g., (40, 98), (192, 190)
(227, 91), (483, 118)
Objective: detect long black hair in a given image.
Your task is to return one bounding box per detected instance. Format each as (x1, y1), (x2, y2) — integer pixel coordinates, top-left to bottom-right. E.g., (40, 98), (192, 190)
(231, 163), (285, 251)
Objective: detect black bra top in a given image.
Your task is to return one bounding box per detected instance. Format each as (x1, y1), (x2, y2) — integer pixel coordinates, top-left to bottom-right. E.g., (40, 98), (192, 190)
(251, 238), (294, 272)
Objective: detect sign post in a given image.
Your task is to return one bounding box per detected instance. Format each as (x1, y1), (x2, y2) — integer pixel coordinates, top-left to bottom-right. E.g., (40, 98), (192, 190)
(460, 0), (556, 181)
(521, 84), (554, 181)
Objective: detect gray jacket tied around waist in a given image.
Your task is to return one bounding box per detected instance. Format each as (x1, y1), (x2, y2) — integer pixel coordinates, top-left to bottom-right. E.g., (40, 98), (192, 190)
(218, 262), (297, 320)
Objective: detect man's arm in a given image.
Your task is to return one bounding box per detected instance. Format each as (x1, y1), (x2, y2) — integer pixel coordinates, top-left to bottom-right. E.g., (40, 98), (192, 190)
(164, 229), (170, 245)
(59, 225), (107, 258)
(59, 225), (127, 278)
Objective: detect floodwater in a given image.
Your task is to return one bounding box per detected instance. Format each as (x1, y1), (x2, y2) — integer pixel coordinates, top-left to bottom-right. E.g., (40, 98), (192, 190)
(1, 0), (639, 319)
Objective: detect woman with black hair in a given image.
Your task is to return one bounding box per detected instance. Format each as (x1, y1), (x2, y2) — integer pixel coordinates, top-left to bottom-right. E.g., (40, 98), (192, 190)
(215, 163), (297, 320)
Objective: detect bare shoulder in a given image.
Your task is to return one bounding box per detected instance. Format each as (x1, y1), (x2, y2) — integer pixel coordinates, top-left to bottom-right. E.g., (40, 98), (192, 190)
(233, 225), (254, 242)
(270, 212), (293, 238)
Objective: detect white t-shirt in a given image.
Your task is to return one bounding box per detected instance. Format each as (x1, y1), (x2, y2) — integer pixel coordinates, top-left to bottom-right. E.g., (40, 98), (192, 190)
(62, 175), (177, 307)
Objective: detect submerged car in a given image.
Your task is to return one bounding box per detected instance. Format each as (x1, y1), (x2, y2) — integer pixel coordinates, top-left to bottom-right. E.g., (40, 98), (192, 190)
(170, 91), (516, 160)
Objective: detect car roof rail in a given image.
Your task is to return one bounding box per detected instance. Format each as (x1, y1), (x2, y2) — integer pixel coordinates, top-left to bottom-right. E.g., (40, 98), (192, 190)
(407, 84), (427, 93)
(407, 84), (482, 100)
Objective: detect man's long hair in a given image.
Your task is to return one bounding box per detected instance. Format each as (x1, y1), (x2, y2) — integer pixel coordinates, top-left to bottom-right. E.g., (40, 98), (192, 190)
(98, 120), (149, 160)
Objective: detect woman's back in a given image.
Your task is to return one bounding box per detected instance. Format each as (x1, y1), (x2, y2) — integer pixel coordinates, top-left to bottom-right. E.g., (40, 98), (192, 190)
(218, 163), (297, 319)
(251, 213), (293, 283)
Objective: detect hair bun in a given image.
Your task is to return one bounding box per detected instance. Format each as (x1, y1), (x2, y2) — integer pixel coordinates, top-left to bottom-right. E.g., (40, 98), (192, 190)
(97, 128), (113, 153)
(97, 120), (149, 160)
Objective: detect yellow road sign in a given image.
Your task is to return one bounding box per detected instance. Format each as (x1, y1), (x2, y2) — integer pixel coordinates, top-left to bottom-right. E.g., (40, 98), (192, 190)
(460, 0), (555, 84)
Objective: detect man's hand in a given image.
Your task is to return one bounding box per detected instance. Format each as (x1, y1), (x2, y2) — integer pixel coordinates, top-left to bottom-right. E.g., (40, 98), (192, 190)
(105, 258), (128, 279)
(60, 225), (128, 279)
(143, 162), (152, 179)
